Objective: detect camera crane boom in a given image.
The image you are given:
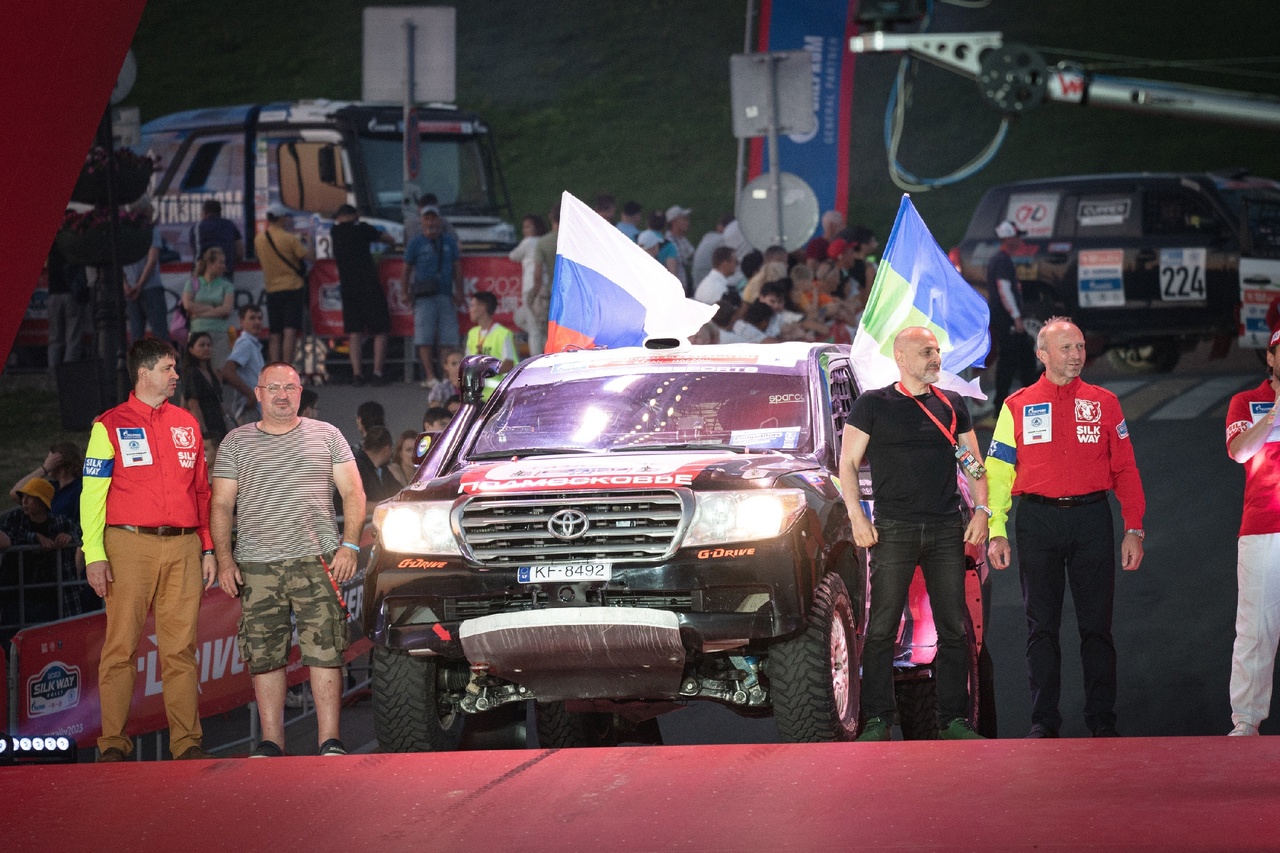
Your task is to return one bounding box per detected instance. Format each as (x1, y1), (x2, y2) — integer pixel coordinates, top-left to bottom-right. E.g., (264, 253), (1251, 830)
(850, 31), (1280, 131)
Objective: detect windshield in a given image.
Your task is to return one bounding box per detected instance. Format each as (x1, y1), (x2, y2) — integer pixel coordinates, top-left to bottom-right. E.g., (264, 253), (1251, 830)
(468, 369), (813, 458)
(1220, 189), (1280, 258)
(358, 133), (497, 221)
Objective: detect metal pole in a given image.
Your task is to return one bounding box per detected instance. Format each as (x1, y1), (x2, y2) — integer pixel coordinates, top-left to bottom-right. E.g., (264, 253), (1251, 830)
(766, 54), (783, 246)
(94, 109), (128, 404)
(734, 0), (756, 211)
(402, 20), (419, 242)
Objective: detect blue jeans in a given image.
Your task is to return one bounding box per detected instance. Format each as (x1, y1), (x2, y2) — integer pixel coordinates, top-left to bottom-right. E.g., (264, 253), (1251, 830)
(861, 515), (970, 725)
(127, 287), (171, 343)
(413, 293), (460, 346)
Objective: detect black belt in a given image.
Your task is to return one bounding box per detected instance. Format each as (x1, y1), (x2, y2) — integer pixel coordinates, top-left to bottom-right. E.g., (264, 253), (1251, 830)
(1021, 491), (1108, 508)
(109, 525), (198, 537)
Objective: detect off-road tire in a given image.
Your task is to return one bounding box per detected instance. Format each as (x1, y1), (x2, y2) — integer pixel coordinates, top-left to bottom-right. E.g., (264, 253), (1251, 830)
(769, 573), (860, 742)
(895, 677), (939, 741)
(534, 702), (621, 748)
(372, 646), (465, 752)
(1105, 340), (1180, 374)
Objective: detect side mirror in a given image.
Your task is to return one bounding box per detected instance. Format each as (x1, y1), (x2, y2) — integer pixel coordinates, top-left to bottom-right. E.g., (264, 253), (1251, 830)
(460, 354), (501, 406)
(413, 431), (440, 464)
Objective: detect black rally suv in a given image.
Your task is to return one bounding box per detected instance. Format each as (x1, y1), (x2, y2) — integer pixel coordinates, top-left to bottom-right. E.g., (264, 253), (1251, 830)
(363, 342), (989, 748)
(957, 171), (1280, 372)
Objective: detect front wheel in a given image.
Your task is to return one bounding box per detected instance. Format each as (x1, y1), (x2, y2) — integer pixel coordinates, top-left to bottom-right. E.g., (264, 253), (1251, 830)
(1106, 340), (1180, 373)
(372, 646), (466, 752)
(769, 573), (861, 742)
(534, 702), (620, 748)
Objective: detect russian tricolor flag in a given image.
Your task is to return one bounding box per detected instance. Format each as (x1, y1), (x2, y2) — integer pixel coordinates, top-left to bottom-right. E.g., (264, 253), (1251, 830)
(546, 191), (715, 352)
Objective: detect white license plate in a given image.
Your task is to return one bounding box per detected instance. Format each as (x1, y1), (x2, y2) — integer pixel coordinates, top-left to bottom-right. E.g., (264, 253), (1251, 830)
(517, 563), (612, 583)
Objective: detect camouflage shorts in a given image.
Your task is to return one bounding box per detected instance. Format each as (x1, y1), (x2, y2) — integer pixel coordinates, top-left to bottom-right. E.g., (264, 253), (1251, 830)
(236, 553), (349, 674)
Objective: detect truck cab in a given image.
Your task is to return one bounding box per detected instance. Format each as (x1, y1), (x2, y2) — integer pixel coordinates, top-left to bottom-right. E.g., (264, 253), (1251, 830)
(141, 99), (515, 262)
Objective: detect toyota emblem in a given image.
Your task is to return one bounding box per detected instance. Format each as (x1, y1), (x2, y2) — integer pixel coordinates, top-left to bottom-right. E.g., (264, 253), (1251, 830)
(547, 508), (590, 540)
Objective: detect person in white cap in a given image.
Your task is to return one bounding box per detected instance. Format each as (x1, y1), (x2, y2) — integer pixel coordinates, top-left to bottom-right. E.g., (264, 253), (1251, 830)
(1224, 327), (1280, 736)
(253, 203), (313, 366)
(665, 205), (695, 293)
(986, 220), (1038, 418)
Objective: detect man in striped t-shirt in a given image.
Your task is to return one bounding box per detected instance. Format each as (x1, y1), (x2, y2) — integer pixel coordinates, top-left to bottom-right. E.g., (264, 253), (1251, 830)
(211, 363), (365, 757)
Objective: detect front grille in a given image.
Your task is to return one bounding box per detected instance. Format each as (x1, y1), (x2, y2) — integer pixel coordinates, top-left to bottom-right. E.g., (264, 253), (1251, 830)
(459, 490), (686, 567)
(441, 591), (695, 621)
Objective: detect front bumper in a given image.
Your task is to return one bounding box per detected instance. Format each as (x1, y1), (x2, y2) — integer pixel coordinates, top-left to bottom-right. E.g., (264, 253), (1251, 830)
(365, 536), (811, 658)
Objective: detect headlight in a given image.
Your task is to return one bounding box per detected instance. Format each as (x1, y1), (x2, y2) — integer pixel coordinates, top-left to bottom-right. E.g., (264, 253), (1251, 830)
(684, 489), (807, 547)
(373, 500), (460, 555)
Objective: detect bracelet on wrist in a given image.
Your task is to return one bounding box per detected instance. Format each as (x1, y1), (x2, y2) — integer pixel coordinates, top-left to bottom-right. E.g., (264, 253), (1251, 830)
(973, 504), (994, 519)
(201, 549), (215, 557)
(340, 541), (360, 552)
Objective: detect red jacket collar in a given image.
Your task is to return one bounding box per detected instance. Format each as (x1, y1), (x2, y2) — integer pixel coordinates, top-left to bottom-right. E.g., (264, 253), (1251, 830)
(124, 391), (168, 418)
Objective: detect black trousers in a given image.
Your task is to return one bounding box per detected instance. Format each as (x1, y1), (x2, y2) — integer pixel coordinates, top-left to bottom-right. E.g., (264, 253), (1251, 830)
(862, 516), (970, 725)
(1015, 498), (1117, 732)
(992, 327), (1039, 415)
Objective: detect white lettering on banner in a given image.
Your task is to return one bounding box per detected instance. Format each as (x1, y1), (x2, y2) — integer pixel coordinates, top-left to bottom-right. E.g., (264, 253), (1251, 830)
(178, 450), (198, 469)
(1077, 425), (1101, 443)
(140, 650), (162, 696)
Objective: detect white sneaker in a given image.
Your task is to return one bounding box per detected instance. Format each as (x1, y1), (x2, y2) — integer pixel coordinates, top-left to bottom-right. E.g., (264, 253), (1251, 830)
(1228, 721), (1259, 736)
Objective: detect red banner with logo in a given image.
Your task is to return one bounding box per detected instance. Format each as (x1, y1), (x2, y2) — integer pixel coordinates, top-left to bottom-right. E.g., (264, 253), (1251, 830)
(10, 575), (371, 749)
(308, 253), (523, 338)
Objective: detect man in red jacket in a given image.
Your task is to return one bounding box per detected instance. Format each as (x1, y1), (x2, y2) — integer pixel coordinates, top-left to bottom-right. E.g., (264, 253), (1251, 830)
(81, 339), (217, 761)
(1224, 328), (1280, 736)
(985, 318), (1146, 738)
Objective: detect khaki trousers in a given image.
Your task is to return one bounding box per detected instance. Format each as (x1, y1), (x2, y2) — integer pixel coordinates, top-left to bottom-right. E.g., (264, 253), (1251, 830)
(98, 527), (203, 757)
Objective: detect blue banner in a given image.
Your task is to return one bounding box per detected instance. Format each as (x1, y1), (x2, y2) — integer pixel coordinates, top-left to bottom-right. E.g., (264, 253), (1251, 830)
(750, 0), (856, 233)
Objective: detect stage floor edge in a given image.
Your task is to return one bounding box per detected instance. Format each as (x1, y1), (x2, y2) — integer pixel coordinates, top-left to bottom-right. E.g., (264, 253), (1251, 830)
(3, 737), (1277, 851)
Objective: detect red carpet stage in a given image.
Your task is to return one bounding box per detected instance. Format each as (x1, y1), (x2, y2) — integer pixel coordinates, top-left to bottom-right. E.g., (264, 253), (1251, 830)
(3, 738), (1278, 851)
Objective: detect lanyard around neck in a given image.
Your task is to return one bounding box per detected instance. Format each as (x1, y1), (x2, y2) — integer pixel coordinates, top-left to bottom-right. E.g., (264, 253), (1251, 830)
(896, 382), (956, 443)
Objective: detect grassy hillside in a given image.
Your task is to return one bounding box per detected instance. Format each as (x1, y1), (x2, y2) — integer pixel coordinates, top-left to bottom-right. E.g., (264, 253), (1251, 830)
(127, 0), (1280, 246)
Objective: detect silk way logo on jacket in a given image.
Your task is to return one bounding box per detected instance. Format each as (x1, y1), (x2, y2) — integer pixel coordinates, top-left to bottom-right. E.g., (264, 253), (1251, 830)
(1075, 399), (1102, 424)
(28, 662), (81, 716)
(170, 426), (198, 450)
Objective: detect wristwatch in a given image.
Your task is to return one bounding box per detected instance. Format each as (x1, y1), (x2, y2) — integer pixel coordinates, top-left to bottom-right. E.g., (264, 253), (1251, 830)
(973, 504), (994, 519)
(1125, 528), (1145, 541)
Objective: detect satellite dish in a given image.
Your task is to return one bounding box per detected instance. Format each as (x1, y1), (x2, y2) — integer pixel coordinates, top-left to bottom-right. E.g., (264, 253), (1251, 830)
(735, 172), (820, 252)
(111, 50), (137, 106)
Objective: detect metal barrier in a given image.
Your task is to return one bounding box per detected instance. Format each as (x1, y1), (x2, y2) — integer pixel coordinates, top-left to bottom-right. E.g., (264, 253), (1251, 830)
(0, 543), (95, 643)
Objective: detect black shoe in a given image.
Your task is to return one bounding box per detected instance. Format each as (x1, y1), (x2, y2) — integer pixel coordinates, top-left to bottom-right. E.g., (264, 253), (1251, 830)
(249, 740), (285, 758)
(318, 738), (347, 756)
(97, 747), (128, 762)
(351, 374), (366, 387)
(370, 373), (387, 387)
(1026, 723), (1059, 738)
(1092, 724), (1120, 738)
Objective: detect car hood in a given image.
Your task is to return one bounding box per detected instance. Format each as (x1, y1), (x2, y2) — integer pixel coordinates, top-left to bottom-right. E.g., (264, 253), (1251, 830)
(406, 451), (820, 499)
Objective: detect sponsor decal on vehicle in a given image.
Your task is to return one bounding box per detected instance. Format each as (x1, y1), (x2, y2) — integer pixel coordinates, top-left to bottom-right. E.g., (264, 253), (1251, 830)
(398, 559), (448, 569)
(459, 454), (720, 494)
(697, 547), (757, 559)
